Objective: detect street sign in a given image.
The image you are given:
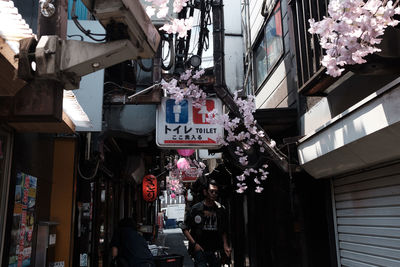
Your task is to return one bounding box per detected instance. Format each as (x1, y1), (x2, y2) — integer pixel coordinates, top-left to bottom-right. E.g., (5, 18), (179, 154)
(156, 97), (223, 148)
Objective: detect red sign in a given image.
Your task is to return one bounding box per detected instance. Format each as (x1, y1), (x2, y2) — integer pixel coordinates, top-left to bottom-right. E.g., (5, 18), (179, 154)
(142, 175), (158, 202)
(182, 168), (198, 183)
(192, 99), (215, 124)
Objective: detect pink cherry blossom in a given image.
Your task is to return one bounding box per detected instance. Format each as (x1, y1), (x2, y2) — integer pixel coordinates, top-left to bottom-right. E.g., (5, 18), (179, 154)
(146, 6), (156, 17)
(160, 17), (194, 38)
(255, 186), (264, 193)
(173, 0), (189, 13)
(162, 68), (270, 194)
(309, 0), (400, 77)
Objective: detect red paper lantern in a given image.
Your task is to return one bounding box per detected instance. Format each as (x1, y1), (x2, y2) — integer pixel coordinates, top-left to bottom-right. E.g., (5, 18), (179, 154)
(142, 175), (158, 202)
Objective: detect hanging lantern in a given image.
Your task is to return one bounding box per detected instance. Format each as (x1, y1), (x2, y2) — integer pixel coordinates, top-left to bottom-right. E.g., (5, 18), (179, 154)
(176, 157), (190, 170)
(142, 175), (158, 202)
(177, 149), (195, 157)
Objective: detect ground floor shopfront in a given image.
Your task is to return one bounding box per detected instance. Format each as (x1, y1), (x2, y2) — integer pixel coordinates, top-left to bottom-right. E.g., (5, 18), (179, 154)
(298, 80), (400, 266)
(0, 132), (77, 267)
(331, 162), (400, 266)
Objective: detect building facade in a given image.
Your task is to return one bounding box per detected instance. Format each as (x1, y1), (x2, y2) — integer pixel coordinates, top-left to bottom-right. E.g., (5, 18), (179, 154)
(245, 0), (400, 266)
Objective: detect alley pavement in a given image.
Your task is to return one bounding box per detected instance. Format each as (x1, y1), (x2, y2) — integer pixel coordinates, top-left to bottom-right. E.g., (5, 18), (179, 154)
(156, 228), (194, 266)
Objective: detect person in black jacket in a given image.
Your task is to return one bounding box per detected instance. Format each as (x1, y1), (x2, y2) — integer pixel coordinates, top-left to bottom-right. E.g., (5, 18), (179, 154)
(110, 217), (155, 267)
(181, 179), (231, 267)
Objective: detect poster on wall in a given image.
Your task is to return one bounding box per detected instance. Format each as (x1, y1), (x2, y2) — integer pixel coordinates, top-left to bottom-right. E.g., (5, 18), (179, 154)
(8, 172), (37, 267)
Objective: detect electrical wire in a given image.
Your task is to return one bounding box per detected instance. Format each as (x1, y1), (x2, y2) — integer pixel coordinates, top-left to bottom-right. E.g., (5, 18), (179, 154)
(78, 159), (100, 180)
(161, 34), (175, 70)
(67, 34), (84, 41)
(138, 58), (153, 72)
(104, 81), (136, 92)
(73, 133), (100, 180)
(72, 0), (107, 42)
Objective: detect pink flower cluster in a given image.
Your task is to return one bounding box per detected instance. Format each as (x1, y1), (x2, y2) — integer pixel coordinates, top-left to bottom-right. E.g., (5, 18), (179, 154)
(207, 92), (272, 193)
(143, 0), (194, 38)
(160, 17), (194, 38)
(309, 0), (400, 77)
(144, 0), (169, 18)
(165, 155), (206, 197)
(161, 69), (207, 108)
(163, 68), (270, 193)
(173, 0), (189, 13)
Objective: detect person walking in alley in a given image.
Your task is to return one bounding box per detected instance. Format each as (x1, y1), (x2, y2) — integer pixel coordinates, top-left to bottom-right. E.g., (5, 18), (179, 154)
(110, 217), (155, 267)
(181, 179), (231, 267)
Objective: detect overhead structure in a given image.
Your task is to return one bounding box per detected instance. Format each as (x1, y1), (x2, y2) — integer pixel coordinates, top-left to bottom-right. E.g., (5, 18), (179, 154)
(17, 0), (160, 90)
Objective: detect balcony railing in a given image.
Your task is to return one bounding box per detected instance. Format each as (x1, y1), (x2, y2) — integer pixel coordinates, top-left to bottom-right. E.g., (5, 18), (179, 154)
(290, 0), (331, 95)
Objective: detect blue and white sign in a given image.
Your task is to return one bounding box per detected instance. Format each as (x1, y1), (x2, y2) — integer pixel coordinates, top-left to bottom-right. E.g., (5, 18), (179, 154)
(156, 97), (224, 148)
(166, 99), (188, 124)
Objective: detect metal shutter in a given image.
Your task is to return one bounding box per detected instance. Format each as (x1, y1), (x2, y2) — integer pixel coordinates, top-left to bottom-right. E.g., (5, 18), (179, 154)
(332, 163), (400, 267)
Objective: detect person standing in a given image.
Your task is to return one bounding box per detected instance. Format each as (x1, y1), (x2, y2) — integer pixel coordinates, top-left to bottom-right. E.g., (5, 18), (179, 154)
(181, 179), (231, 267)
(110, 217), (155, 267)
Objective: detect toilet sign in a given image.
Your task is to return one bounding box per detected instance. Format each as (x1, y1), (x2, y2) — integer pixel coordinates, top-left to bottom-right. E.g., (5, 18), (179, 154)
(156, 97), (223, 148)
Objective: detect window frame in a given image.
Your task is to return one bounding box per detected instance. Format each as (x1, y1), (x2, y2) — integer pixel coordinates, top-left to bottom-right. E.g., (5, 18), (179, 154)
(253, 1), (285, 94)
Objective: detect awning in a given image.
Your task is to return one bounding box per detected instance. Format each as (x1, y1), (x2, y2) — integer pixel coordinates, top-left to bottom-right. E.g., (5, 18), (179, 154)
(298, 77), (400, 178)
(0, 1), (33, 96)
(0, 1), (94, 133)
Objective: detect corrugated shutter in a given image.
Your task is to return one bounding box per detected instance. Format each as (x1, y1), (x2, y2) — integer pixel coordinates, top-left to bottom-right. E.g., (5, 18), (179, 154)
(333, 163), (400, 267)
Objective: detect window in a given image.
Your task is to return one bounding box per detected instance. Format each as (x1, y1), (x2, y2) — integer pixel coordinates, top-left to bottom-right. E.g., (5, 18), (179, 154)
(254, 2), (284, 89)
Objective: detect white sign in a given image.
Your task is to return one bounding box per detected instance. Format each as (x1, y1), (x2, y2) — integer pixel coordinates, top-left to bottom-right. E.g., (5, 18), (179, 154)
(199, 149), (222, 159)
(49, 234), (57, 245)
(167, 204), (186, 222)
(156, 98), (223, 148)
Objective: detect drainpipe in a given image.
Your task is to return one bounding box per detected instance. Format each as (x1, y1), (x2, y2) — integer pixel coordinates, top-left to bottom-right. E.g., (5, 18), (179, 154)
(211, 0), (293, 173)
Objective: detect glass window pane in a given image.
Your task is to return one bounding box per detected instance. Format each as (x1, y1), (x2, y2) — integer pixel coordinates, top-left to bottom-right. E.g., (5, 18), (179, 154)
(266, 4), (283, 71)
(254, 39), (268, 88)
(253, 1), (283, 89)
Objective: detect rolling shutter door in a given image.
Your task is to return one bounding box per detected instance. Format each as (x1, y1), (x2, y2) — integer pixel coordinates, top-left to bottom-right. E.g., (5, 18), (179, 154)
(333, 163), (400, 267)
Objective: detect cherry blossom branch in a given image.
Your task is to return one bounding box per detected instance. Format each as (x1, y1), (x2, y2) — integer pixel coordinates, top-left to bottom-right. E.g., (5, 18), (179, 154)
(162, 69), (271, 193)
(148, 0), (269, 194)
(309, 0), (400, 77)
(143, 0), (194, 38)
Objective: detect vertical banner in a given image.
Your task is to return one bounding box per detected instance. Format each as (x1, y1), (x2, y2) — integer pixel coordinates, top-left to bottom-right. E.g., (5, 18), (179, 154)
(8, 172), (37, 267)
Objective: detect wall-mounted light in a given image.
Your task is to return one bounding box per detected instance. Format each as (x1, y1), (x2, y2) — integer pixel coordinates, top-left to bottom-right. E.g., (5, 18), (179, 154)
(188, 55), (202, 68)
